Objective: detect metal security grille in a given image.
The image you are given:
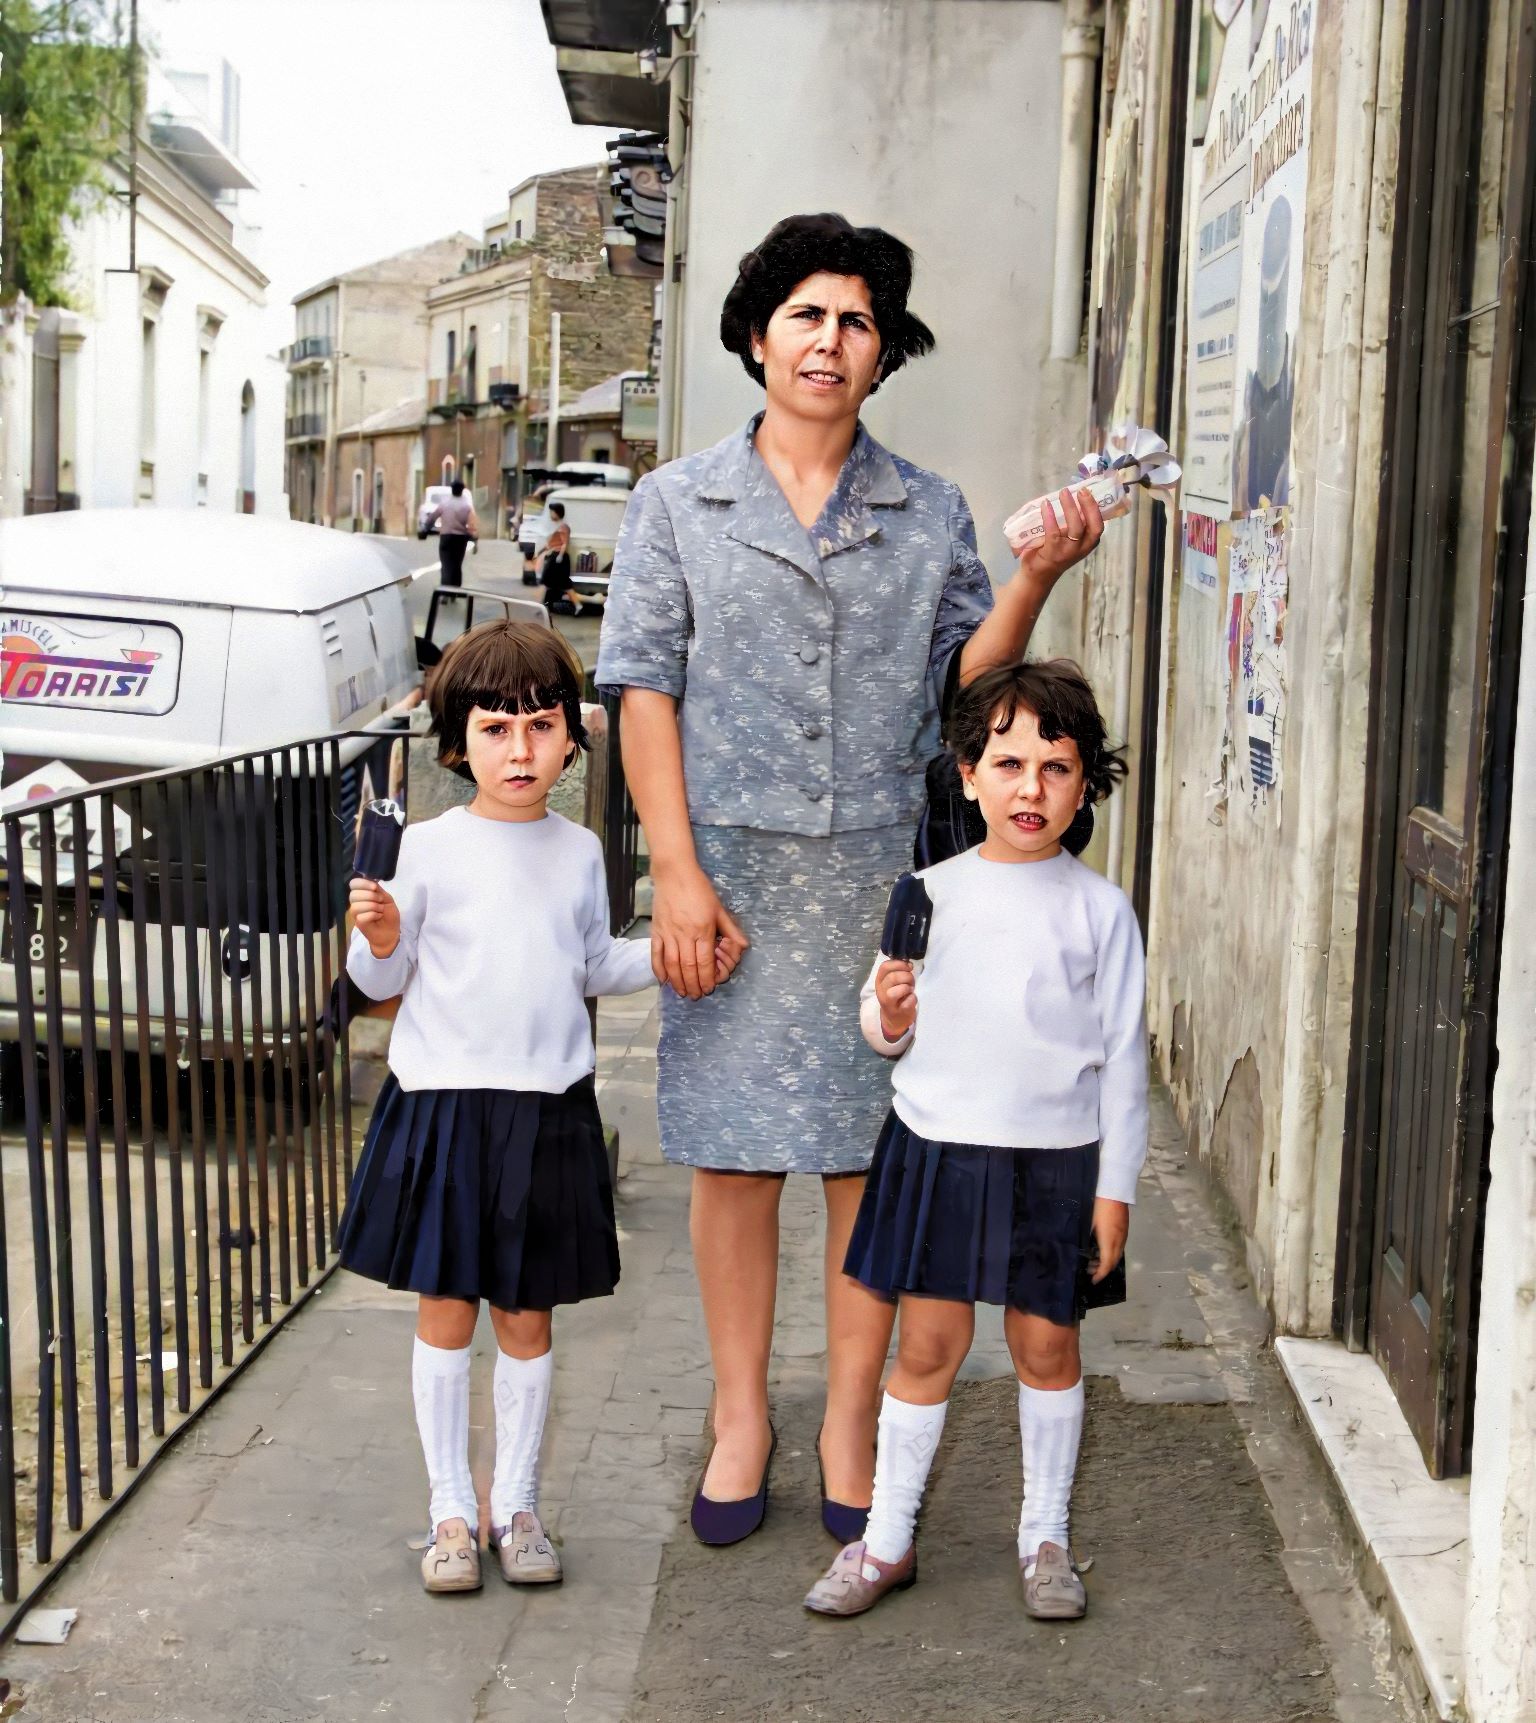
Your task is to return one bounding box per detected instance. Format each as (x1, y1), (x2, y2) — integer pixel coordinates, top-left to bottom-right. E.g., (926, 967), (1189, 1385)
(0, 730), (404, 1623)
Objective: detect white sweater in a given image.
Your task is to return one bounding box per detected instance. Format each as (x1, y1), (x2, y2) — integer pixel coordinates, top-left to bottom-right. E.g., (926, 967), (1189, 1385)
(346, 807), (655, 1093)
(859, 847), (1149, 1203)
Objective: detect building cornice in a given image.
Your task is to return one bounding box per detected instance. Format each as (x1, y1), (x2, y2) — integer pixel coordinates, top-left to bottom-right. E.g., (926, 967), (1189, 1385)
(117, 144), (270, 293)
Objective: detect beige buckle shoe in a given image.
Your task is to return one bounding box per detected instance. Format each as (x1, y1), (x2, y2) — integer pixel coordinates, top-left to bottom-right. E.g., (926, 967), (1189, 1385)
(490, 1510), (563, 1585)
(804, 1540), (916, 1617)
(1022, 1540), (1086, 1619)
(421, 1518), (482, 1594)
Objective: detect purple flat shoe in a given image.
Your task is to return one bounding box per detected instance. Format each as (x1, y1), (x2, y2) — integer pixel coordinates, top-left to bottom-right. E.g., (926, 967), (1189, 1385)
(816, 1431), (870, 1542)
(690, 1426), (776, 1547)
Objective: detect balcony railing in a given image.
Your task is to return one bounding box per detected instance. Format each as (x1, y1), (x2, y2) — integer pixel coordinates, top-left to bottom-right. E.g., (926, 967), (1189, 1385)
(288, 336), (332, 367)
(285, 414), (325, 440)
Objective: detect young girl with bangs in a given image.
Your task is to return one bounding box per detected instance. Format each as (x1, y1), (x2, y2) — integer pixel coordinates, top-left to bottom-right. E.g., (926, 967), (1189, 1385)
(338, 620), (733, 1594)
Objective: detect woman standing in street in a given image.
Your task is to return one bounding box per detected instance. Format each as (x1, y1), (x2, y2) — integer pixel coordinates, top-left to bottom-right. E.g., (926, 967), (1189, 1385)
(595, 214), (1103, 1544)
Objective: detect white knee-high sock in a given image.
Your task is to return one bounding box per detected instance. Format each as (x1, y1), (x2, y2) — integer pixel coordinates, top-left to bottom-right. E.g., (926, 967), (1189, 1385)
(412, 1337), (476, 1533)
(862, 1392), (948, 1563)
(490, 1347), (553, 1526)
(1017, 1377), (1085, 1567)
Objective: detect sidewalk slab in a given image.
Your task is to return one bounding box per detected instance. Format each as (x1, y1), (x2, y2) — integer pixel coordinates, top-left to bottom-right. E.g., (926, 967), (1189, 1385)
(2, 1005), (1413, 1723)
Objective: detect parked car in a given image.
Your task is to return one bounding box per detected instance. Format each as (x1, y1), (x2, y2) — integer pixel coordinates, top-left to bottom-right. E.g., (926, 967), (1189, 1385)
(0, 509), (421, 1067)
(519, 485), (632, 583)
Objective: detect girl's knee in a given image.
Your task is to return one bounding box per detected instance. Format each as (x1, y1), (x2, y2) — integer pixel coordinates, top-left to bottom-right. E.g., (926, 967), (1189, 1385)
(896, 1315), (974, 1386)
(416, 1295), (477, 1349)
(490, 1305), (553, 1358)
(1008, 1317), (1080, 1387)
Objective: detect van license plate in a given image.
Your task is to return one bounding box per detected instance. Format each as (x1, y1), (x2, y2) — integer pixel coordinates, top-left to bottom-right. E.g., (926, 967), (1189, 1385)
(1, 900), (89, 972)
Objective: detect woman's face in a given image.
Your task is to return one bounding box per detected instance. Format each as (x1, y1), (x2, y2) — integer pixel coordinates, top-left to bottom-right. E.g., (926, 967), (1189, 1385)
(753, 272), (883, 420)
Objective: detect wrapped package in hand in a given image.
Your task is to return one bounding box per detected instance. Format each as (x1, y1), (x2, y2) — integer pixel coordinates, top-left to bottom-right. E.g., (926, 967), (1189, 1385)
(1004, 422), (1181, 555)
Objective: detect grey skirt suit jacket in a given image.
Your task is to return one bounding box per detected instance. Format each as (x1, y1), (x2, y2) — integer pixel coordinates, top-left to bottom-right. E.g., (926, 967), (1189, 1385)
(596, 415), (993, 1173)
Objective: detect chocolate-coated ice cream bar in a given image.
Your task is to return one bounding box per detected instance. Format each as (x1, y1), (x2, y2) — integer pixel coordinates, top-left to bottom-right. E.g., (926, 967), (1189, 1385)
(352, 799), (405, 882)
(881, 872), (933, 962)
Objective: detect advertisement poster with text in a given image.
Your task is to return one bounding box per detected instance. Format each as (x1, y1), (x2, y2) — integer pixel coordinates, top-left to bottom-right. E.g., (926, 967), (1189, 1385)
(1184, 1), (1314, 516)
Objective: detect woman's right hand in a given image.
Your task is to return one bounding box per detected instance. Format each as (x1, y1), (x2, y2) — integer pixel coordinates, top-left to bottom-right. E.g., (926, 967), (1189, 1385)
(651, 862), (748, 999)
(349, 879), (401, 959)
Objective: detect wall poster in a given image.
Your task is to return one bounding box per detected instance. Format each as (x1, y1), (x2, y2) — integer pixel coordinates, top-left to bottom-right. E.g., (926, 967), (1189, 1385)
(1184, 0), (1313, 808)
(1184, 0), (1313, 516)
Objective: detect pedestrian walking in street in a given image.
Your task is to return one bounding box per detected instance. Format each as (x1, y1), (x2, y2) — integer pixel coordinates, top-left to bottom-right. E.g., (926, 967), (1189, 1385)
(538, 502), (593, 615)
(596, 213), (1103, 1548)
(803, 660), (1147, 1621)
(423, 476), (478, 587)
(336, 621), (707, 1595)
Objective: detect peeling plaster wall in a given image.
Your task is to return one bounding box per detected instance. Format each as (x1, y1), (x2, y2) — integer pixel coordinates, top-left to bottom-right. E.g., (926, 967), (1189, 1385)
(1137, 2), (1402, 1332)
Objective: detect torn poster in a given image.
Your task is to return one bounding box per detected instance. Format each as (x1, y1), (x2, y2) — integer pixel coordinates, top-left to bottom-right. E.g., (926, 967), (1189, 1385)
(1183, 510), (1221, 596)
(1223, 506), (1289, 809)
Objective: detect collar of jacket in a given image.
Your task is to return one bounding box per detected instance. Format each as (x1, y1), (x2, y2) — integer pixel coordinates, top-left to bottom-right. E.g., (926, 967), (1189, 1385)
(697, 413), (908, 584)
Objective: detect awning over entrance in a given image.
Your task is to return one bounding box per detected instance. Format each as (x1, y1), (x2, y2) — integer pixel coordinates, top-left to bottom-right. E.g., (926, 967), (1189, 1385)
(540, 1), (667, 128)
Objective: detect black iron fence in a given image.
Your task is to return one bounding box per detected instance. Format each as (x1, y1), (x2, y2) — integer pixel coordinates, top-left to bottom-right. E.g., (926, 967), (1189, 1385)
(0, 696), (641, 1624)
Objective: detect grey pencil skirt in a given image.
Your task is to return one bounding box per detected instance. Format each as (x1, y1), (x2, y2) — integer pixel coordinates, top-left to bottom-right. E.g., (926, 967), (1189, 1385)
(657, 822), (914, 1175)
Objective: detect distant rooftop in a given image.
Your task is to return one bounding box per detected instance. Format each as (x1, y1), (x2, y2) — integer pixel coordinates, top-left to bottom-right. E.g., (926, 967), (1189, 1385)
(294, 233), (478, 305)
(337, 396), (427, 439)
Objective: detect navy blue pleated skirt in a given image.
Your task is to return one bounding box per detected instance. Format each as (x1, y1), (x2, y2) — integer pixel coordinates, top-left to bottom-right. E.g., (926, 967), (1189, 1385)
(337, 1074), (619, 1311)
(844, 1111), (1127, 1326)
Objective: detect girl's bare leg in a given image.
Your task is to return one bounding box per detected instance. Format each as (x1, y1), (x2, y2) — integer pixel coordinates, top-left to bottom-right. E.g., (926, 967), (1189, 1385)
(691, 1168), (785, 1499)
(887, 1295), (976, 1405)
(489, 1307), (553, 1358)
(820, 1173), (895, 1506)
(417, 1294), (477, 1349)
(1003, 1309), (1082, 1389)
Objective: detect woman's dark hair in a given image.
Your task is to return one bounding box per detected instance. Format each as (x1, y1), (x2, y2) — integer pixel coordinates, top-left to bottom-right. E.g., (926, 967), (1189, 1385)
(427, 618), (588, 782)
(450, 478), (465, 496)
(947, 659), (1129, 805)
(549, 501), (565, 519)
(720, 213), (935, 392)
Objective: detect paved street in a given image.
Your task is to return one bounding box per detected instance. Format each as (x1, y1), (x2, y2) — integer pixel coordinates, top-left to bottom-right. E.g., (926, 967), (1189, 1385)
(2, 991), (1410, 1723)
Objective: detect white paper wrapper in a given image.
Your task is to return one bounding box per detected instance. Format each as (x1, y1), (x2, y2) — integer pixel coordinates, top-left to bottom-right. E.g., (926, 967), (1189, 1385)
(1003, 422), (1181, 557)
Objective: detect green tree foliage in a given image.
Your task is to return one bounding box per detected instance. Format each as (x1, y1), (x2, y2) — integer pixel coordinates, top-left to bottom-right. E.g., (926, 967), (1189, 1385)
(0, 0), (136, 307)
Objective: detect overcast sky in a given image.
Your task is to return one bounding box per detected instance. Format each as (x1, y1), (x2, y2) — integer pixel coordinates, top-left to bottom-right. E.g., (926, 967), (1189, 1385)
(147, 0), (616, 357)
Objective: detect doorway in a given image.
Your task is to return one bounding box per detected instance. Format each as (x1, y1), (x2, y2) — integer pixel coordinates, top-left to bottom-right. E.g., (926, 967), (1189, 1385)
(1338, 0), (1536, 1476)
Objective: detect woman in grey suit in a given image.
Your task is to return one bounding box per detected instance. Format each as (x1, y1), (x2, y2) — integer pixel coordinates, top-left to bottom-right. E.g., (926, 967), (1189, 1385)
(596, 214), (1102, 1543)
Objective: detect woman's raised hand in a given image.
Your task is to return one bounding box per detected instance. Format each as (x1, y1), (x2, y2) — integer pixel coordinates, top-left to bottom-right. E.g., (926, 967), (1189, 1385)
(1019, 486), (1106, 584)
(651, 861), (749, 999)
(349, 879), (401, 960)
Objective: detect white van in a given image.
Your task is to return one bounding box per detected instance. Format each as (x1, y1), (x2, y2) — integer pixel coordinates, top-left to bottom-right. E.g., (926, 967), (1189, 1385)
(0, 509), (420, 782)
(0, 510), (421, 1064)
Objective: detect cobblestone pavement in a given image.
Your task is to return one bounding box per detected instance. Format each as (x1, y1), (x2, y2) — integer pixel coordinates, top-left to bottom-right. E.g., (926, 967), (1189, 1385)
(1, 991), (1412, 1723)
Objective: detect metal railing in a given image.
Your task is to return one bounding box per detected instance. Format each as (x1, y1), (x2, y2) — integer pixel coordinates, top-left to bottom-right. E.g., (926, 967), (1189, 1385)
(0, 724), (410, 1622)
(0, 701), (642, 1625)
